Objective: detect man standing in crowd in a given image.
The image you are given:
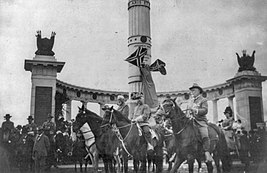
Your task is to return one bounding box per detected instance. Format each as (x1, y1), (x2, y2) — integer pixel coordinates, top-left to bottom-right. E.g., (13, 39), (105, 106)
(116, 95), (129, 119)
(33, 126), (50, 173)
(25, 115), (37, 135)
(42, 114), (57, 169)
(1, 114), (14, 142)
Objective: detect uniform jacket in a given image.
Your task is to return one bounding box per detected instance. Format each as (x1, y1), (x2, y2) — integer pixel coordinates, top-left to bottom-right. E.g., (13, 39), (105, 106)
(33, 133), (50, 158)
(131, 103), (151, 125)
(25, 123), (37, 132)
(117, 103), (129, 119)
(191, 94), (208, 123)
(42, 121), (56, 134)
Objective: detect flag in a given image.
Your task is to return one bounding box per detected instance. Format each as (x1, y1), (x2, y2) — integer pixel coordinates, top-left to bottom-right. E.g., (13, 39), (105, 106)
(125, 47), (147, 67)
(140, 66), (159, 108)
(149, 59), (167, 75)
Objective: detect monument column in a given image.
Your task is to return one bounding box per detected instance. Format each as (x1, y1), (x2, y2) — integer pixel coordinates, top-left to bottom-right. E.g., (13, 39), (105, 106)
(212, 99), (218, 123)
(128, 0), (152, 116)
(66, 100), (72, 121)
(24, 31), (65, 125)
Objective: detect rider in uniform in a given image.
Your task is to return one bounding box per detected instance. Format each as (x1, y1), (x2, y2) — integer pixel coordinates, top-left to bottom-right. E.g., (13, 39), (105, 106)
(189, 83), (213, 162)
(1, 114), (15, 142)
(116, 95), (129, 119)
(130, 92), (155, 151)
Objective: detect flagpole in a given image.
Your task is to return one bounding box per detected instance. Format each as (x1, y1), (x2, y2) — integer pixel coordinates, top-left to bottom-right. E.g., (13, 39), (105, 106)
(127, 0), (152, 117)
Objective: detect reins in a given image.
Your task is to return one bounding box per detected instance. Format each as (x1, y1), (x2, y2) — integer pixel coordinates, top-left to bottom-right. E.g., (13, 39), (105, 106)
(110, 110), (134, 157)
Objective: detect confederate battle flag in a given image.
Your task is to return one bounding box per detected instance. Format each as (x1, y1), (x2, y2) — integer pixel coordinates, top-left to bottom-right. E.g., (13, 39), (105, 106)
(125, 46), (147, 67)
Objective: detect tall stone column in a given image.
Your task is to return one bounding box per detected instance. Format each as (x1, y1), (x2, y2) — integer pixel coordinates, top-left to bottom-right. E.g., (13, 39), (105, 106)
(227, 71), (267, 130)
(212, 99), (218, 123)
(66, 100), (72, 121)
(25, 55), (65, 125)
(128, 0), (152, 117)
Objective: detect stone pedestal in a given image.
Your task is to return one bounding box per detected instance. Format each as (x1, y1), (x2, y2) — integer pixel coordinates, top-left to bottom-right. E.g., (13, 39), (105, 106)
(25, 55), (65, 125)
(227, 71), (267, 130)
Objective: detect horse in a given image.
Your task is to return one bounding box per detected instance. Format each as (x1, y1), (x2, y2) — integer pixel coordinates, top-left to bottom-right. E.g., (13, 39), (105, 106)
(103, 107), (149, 173)
(155, 99), (231, 173)
(66, 130), (91, 172)
(73, 106), (119, 173)
(79, 123), (100, 172)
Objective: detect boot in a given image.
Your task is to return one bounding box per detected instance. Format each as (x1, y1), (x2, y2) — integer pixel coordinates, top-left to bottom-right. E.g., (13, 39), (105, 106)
(204, 151), (213, 162)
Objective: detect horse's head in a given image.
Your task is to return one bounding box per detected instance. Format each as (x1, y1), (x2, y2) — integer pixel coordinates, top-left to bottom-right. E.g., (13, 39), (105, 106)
(73, 105), (104, 137)
(102, 106), (117, 124)
(72, 106), (86, 133)
(155, 99), (176, 119)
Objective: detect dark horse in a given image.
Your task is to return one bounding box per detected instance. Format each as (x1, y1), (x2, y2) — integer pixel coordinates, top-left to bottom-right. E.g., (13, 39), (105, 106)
(103, 107), (148, 173)
(155, 99), (231, 173)
(73, 106), (119, 173)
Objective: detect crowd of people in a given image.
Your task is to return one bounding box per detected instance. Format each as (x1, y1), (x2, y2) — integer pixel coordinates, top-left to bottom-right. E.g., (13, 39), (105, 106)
(0, 113), (71, 173)
(1, 83), (267, 172)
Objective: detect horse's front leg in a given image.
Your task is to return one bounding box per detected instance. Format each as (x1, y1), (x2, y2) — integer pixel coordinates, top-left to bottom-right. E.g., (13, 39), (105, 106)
(123, 156), (129, 173)
(169, 155), (185, 173)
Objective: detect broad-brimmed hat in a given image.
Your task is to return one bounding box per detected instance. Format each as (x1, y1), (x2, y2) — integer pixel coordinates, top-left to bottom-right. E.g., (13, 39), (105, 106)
(224, 106), (233, 114)
(131, 92), (143, 100)
(27, 115), (34, 120)
(117, 95), (125, 102)
(102, 105), (111, 111)
(189, 83), (203, 94)
(4, 114), (12, 118)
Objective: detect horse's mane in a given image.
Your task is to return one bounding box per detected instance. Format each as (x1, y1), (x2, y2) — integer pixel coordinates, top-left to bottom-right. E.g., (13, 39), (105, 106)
(172, 100), (185, 116)
(113, 109), (131, 124)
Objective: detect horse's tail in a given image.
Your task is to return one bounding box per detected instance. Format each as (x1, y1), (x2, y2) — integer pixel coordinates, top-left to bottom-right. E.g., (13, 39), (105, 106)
(209, 123), (232, 172)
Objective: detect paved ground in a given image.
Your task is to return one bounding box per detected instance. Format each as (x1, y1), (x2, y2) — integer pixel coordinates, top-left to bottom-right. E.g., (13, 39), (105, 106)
(9, 160), (267, 173)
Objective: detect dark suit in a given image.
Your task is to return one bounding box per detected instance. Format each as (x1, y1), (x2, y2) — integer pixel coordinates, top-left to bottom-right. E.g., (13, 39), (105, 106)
(33, 133), (50, 173)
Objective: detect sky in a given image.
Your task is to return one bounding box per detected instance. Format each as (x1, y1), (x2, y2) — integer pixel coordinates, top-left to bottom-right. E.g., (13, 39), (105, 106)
(0, 0), (267, 126)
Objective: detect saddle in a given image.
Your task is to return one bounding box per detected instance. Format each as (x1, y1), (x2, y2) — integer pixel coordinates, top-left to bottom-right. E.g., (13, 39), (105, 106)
(193, 122), (220, 143)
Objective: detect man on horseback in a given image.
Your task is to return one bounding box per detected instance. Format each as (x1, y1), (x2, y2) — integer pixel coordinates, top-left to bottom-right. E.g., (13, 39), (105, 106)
(116, 95), (129, 119)
(189, 83), (213, 162)
(1, 114), (15, 142)
(130, 93), (155, 151)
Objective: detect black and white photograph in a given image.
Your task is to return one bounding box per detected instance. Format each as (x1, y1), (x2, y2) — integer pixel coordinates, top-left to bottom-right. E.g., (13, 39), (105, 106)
(1, 0), (267, 172)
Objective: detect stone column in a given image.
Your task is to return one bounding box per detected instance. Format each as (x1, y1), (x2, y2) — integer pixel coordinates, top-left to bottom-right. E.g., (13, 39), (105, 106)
(227, 96), (235, 119)
(66, 100), (72, 121)
(99, 102), (105, 117)
(212, 99), (218, 123)
(81, 101), (87, 109)
(128, 0), (152, 117)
